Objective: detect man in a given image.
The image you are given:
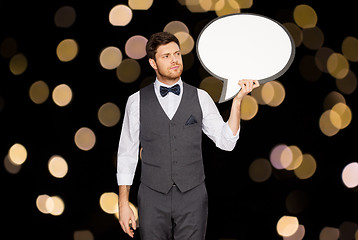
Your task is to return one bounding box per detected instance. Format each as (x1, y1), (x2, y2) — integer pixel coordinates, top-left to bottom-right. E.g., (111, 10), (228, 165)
(117, 32), (259, 239)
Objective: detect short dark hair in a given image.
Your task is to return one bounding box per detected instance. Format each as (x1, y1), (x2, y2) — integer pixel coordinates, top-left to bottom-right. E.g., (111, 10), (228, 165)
(146, 32), (180, 60)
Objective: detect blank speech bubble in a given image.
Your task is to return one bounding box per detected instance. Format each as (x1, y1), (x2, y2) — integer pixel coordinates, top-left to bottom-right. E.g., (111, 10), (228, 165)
(196, 13), (295, 103)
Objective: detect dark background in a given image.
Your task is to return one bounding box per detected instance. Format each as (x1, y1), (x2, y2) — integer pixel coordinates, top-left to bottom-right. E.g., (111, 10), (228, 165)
(1, 0), (357, 239)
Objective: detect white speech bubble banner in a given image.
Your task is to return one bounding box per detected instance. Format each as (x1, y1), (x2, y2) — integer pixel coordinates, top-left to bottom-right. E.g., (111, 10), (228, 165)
(196, 13), (295, 103)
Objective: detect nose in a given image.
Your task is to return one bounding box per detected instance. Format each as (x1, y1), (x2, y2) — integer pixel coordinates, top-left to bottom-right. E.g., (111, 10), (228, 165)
(171, 54), (179, 63)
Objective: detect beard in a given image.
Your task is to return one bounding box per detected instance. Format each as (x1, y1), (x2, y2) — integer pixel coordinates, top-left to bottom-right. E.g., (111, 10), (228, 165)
(156, 64), (183, 81)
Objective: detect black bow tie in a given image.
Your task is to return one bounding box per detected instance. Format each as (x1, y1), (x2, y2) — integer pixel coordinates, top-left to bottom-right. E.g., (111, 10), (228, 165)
(160, 84), (181, 97)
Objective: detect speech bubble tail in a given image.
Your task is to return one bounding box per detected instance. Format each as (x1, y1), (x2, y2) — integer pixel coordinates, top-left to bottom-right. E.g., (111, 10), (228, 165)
(218, 78), (242, 103)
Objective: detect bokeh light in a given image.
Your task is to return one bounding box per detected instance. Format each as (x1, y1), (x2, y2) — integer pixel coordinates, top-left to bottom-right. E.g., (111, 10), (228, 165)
(9, 53), (27, 75)
(327, 53), (350, 79)
(319, 227), (340, 240)
(315, 47), (334, 73)
(199, 76), (223, 102)
(36, 194), (52, 214)
(342, 36), (358, 62)
(36, 195), (65, 216)
(270, 144), (292, 170)
(185, 0), (212, 13)
(174, 32), (195, 55)
(336, 70), (357, 95)
(248, 158), (272, 182)
(319, 109), (340, 136)
(4, 154), (21, 174)
(163, 21), (189, 35)
(283, 22), (303, 48)
(302, 26), (324, 50)
(286, 145), (303, 171)
(109, 5), (132, 26)
(29, 80), (50, 104)
(48, 155), (68, 178)
(215, 0), (241, 17)
(128, 0), (153, 10)
(293, 4), (317, 29)
(100, 192), (118, 214)
(0, 37), (17, 58)
(98, 102), (121, 127)
(294, 154), (316, 179)
(54, 6), (76, 28)
(283, 225), (305, 240)
(277, 215), (299, 237)
(8, 143), (27, 165)
(331, 102), (352, 129)
(99, 46), (123, 70)
(74, 127), (96, 151)
(125, 35), (148, 59)
(323, 91), (346, 110)
(52, 84), (72, 107)
(342, 162), (358, 188)
(116, 58), (141, 83)
(240, 95), (258, 120)
(56, 39), (78, 62)
(74, 230), (94, 240)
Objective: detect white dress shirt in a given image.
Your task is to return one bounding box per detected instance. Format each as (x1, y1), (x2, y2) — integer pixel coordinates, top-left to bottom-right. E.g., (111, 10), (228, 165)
(116, 78), (240, 185)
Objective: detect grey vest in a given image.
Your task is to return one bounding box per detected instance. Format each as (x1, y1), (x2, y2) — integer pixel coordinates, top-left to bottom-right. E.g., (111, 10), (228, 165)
(139, 82), (205, 194)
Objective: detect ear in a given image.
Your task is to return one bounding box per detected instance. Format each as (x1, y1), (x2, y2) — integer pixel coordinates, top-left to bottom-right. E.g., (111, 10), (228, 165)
(149, 58), (157, 70)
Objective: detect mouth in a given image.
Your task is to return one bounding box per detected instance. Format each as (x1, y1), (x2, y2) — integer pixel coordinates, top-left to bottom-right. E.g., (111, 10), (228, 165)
(170, 66), (180, 70)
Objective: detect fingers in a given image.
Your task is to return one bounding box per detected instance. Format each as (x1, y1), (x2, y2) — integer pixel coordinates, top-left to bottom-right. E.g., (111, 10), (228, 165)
(238, 79), (257, 93)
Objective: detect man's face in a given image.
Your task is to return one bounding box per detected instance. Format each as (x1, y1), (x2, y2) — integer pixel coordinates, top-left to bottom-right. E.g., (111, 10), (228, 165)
(150, 41), (183, 83)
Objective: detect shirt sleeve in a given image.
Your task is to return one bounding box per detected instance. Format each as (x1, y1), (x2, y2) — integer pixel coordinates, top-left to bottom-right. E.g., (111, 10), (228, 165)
(116, 91), (140, 185)
(198, 89), (240, 151)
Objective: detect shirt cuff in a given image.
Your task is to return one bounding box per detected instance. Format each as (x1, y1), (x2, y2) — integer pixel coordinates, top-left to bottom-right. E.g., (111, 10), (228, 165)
(224, 122), (240, 140)
(116, 173), (134, 186)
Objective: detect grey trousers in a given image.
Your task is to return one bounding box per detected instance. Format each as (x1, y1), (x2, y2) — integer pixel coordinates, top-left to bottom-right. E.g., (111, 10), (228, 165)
(137, 182), (208, 240)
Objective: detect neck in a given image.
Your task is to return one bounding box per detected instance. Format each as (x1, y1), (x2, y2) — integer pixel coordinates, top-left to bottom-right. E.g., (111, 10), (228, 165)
(156, 76), (180, 86)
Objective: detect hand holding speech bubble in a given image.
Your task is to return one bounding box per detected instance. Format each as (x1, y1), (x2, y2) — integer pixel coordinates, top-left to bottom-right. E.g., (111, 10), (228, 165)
(196, 13), (295, 103)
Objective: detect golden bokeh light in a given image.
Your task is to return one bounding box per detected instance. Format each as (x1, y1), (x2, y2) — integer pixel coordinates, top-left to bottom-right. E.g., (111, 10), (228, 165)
(315, 47), (334, 73)
(100, 192), (118, 214)
(36, 194), (52, 214)
(285, 145), (303, 171)
(56, 39), (78, 62)
(319, 110), (340, 136)
(174, 32), (194, 55)
(29, 80), (50, 104)
(267, 81), (285, 107)
(323, 91), (346, 110)
(336, 70), (357, 95)
(109, 5), (133, 26)
(48, 155), (68, 178)
(248, 158), (272, 183)
(332, 102), (352, 129)
(240, 95), (258, 120)
(283, 225), (305, 240)
(49, 196), (65, 216)
(215, 0), (240, 17)
(270, 144), (292, 170)
(199, 76), (223, 102)
(1, 37), (17, 58)
(128, 0), (153, 10)
(8, 143), (27, 165)
(294, 154), (316, 180)
(54, 6), (76, 28)
(283, 22), (303, 48)
(293, 4), (317, 29)
(327, 53), (350, 79)
(125, 35), (148, 59)
(342, 162), (358, 188)
(98, 102), (121, 127)
(116, 58), (141, 83)
(319, 227), (340, 240)
(163, 21), (189, 35)
(185, 0), (212, 13)
(342, 36), (358, 62)
(74, 230), (94, 240)
(9, 53), (27, 75)
(36, 195), (65, 216)
(99, 46), (123, 70)
(260, 82), (274, 105)
(302, 26), (324, 50)
(52, 84), (72, 107)
(277, 215), (299, 237)
(74, 127), (96, 151)
(237, 0), (253, 9)
(4, 154), (21, 174)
